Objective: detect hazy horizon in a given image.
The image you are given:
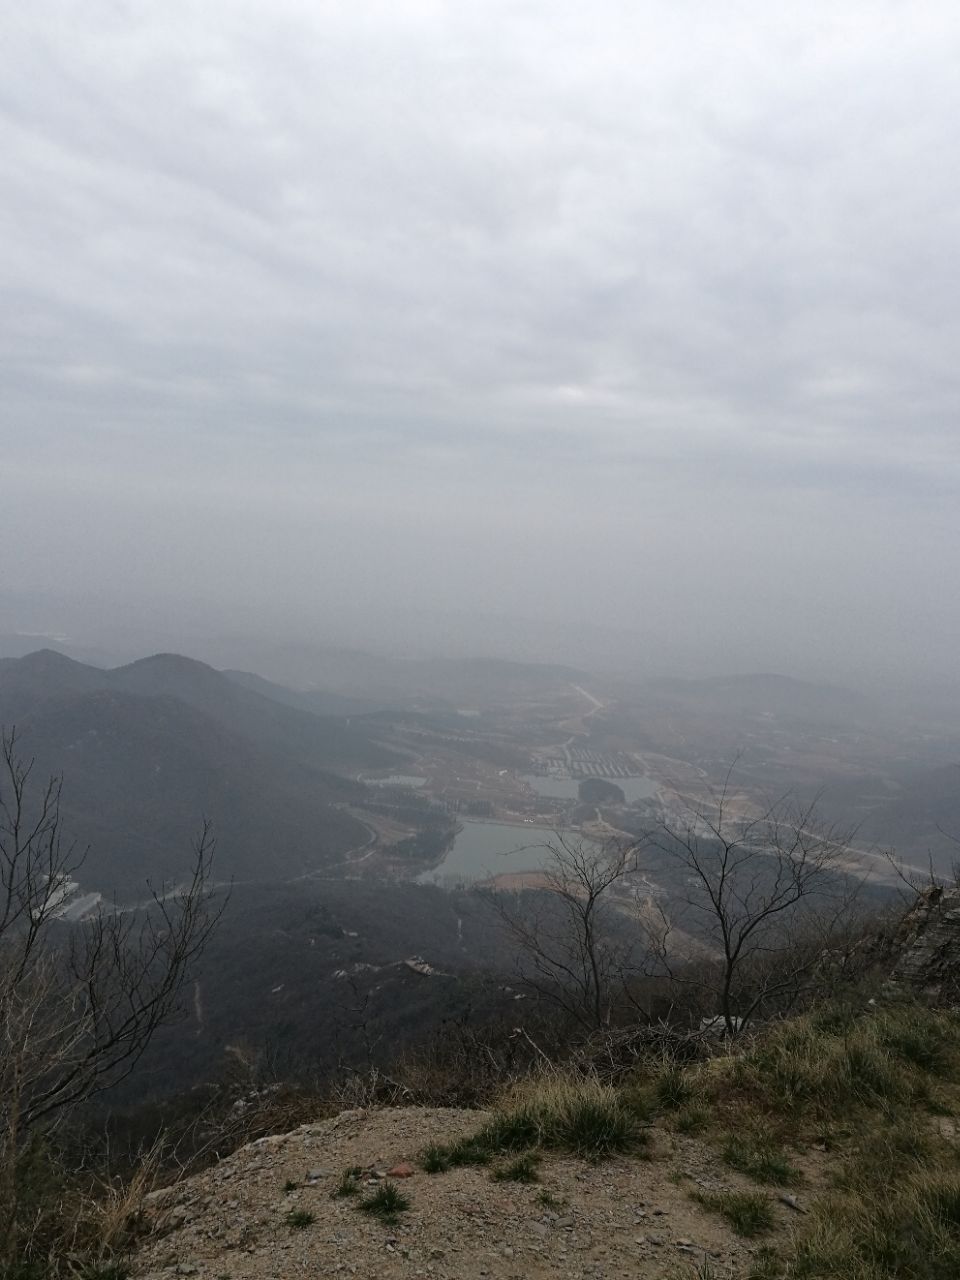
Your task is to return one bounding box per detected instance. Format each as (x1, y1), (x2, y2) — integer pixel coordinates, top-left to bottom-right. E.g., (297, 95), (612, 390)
(3, 3), (959, 691)
(4, 595), (960, 709)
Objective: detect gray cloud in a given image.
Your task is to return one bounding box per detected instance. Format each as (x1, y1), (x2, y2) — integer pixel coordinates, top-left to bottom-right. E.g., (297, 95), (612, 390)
(2, 1), (959, 684)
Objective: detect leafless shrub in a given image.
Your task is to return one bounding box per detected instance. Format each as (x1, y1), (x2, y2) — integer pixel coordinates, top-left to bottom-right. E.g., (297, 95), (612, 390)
(487, 833), (644, 1031)
(641, 767), (870, 1032)
(0, 727), (221, 1267)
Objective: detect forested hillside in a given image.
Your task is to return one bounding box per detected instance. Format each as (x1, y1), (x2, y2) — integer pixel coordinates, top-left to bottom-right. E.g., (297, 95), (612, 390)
(0, 650), (401, 893)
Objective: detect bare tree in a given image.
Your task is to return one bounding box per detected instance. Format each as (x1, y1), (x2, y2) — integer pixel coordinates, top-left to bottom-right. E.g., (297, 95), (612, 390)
(0, 728), (220, 1265)
(643, 768), (866, 1033)
(489, 833), (643, 1031)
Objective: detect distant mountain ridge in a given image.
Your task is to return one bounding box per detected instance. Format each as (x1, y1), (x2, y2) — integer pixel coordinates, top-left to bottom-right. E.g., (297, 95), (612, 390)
(181, 638), (588, 709)
(223, 668), (382, 717)
(647, 671), (874, 724)
(0, 649), (397, 768)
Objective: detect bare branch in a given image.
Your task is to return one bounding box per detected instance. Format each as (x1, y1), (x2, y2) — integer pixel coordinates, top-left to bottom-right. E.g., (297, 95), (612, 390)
(0, 731), (221, 1265)
(641, 771), (868, 1033)
(488, 832), (646, 1030)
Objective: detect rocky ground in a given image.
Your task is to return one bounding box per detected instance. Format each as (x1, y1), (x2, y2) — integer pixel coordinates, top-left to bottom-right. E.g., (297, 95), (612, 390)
(134, 1106), (812, 1280)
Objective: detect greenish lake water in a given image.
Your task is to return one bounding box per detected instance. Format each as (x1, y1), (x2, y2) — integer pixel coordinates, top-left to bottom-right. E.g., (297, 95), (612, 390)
(417, 820), (592, 886)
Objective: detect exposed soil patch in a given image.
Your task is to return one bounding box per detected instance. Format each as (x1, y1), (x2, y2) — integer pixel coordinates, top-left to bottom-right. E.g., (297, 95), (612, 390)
(134, 1106), (807, 1279)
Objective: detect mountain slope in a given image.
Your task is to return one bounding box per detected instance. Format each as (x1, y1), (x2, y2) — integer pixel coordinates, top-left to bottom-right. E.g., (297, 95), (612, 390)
(110, 653), (398, 772)
(0, 648), (110, 720)
(11, 690), (366, 893)
(647, 671), (874, 726)
(0, 650), (402, 894)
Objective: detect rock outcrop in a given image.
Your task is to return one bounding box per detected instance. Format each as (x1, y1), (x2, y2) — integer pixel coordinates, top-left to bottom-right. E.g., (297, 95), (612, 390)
(890, 886), (960, 1001)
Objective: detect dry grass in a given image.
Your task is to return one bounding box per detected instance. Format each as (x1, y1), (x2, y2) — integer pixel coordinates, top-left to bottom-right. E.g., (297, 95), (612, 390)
(696, 1003), (960, 1279)
(719, 1004), (960, 1121)
(414, 1001), (960, 1279)
(791, 1171), (960, 1279)
(1, 1134), (165, 1280)
(432, 1074), (646, 1166)
(787, 1107), (960, 1279)
(692, 1189), (776, 1237)
(88, 1137), (166, 1254)
(721, 1130), (803, 1187)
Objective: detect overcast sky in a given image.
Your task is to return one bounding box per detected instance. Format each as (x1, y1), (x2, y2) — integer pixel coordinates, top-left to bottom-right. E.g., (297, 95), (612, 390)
(2, 2), (959, 684)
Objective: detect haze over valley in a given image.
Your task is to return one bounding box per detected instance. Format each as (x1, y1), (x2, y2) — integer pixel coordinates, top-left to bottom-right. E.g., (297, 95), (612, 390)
(1, 630), (954, 1094)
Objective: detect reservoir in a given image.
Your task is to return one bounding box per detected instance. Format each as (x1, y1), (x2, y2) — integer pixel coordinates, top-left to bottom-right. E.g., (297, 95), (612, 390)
(417, 820), (595, 886)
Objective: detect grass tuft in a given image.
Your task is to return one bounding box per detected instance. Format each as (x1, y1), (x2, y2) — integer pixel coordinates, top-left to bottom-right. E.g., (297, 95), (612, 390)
(747, 1245), (784, 1279)
(476, 1104), (544, 1153)
(673, 1105), (710, 1136)
(558, 1090), (641, 1159)
(424, 1076), (642, 1170)
(655, 1064), (694, 1111)
(490, 1077), (642, 1160)
(790, 1174), (960, 1279)
(620, 1083), (657, 1123)
(491, 1152), (540, 1183)
(693, 1190), (775, 1237)
(721, 1132), (803, 1187)
(445, 1135), (493, 1167)
(876, 1012), (957, 1077)
(420, 1143), (451, 1174)
(285, 1208), (315, 1230)
(356, 1180), (410, 1224)
(332, 1166), (363, 1198)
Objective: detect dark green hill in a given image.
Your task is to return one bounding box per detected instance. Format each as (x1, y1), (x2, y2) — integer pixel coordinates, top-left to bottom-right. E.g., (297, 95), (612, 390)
(0, 650), (398, 776)
(10, 690), (367, 894)
(110, 654), (398, 772)
(0, 648), (110, 720)
(0, 650), (404, 895)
